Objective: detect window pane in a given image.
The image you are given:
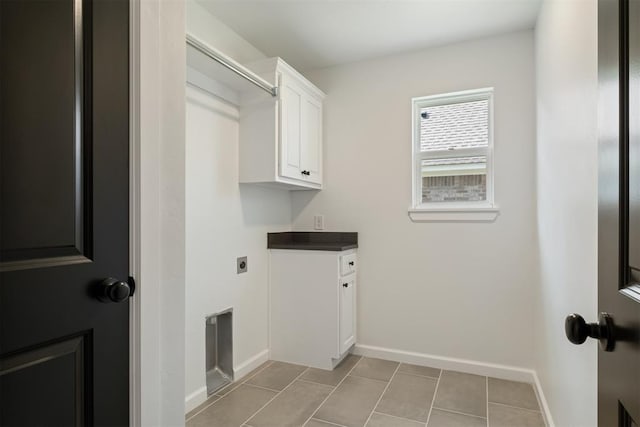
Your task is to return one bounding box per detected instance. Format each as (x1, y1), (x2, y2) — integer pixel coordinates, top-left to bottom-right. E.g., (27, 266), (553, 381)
(420, 99), (489, 152)
(422, 156), (487, 203)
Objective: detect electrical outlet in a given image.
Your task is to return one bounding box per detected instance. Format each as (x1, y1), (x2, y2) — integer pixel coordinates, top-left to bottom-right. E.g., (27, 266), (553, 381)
(237, 256), (248, 274)
(314, 215), (325, 230)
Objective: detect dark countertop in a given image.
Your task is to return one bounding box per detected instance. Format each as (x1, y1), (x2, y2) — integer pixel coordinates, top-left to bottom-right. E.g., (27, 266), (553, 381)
(267, 232), (358, 251)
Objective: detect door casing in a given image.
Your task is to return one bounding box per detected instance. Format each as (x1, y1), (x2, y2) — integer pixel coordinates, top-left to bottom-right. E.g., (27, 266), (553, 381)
(129, 0), (188, 424)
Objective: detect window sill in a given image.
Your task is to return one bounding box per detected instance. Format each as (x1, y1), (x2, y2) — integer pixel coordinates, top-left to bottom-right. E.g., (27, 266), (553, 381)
(408, 206), (500, 222)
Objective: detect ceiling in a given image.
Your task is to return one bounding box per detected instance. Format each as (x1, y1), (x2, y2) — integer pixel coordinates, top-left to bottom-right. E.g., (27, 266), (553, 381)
(198, 0), (542, 71)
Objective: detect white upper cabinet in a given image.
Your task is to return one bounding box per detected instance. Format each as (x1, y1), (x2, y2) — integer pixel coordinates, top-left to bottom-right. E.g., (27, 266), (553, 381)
(301, 95), (323, 185)
(240, 58), (325, 190)
(279, 74), (303, 180)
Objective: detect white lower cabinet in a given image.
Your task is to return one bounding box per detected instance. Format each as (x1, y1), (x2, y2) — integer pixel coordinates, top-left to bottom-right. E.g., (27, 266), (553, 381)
(339, 275), (356, 355)
(269, 249), (357, 370)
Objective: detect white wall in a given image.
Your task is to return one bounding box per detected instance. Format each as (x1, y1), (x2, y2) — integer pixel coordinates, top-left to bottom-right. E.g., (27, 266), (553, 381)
(184, 1), (291, 412)
(293, 31), (538, 369)
(187, 1), (266, 64)
(184, 87), (291, 411)
(535, 1), (599, 426)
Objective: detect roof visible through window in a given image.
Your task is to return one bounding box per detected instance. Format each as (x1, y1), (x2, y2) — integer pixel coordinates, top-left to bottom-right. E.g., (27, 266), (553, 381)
(420, 99), (489, 152)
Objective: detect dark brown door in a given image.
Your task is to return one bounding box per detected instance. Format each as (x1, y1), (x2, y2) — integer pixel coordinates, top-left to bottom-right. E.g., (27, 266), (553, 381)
(597, 0), (640, 425)
(0, 0), (130, 425)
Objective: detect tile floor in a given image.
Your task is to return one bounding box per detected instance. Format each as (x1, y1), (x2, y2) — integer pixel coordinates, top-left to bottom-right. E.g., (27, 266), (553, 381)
(186, 356), (546, 427)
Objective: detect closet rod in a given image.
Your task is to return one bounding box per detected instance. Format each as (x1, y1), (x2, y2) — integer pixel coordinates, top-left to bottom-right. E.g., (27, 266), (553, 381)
(186, 34), (278, 97)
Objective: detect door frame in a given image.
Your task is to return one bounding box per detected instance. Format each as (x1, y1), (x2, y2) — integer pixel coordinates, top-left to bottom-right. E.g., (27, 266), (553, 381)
(129, 0), (187, 425)
(129, 0), (141, 424)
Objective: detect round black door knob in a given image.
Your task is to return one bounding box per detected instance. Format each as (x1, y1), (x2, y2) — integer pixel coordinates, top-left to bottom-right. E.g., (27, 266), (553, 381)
(97, 278), (131, 303)
(565, 312), (615, 352)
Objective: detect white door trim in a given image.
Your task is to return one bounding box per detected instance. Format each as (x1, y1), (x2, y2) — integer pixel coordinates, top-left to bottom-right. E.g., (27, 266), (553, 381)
(129, 0), (187, 424)
(129, 0), (141, 424)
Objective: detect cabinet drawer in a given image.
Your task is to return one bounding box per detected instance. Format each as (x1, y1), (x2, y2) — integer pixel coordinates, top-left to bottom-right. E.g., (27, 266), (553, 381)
(340, 253), (357, 276)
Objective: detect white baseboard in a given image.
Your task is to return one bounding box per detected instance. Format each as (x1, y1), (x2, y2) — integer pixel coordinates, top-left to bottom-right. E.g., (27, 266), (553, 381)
(532, 371), (556, 427)
(354, 344), (535, 382)
(184, 349), (270, 415)
(184, 386), (208, 414)
(353, 344), (554, 427)
(234, 349), (270, 380)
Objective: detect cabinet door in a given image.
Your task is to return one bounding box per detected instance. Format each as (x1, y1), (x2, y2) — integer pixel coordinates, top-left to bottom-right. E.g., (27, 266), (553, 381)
(279, 73), (303, 180)
(301, 96), (322, 184)
(339, 276), (356, 354)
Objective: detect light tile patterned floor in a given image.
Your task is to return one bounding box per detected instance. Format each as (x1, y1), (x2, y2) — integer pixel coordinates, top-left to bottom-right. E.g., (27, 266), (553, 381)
(186, 356), (546, 427)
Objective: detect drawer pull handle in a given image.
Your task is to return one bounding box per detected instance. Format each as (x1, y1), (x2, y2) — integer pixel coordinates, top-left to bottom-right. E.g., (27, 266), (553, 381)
(348, 261), (354, 266)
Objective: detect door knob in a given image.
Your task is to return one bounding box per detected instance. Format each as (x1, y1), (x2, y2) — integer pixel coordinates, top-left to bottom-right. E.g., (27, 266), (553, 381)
(565, 312), (615, 351)
(97, 277), (132, 303)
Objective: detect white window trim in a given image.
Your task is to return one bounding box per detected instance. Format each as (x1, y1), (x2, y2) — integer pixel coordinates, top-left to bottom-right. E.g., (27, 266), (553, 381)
(409, 87), (499, 222)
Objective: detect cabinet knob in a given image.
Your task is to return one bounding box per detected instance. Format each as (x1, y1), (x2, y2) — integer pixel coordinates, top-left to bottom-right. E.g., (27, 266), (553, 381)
(342, 283), (349, 288)
(301, 170), (310, 176)
(348, 261), (354, 266)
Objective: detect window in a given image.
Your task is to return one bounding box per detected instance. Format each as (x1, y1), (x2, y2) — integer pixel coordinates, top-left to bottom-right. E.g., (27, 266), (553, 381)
(409, 88), (498, 221)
